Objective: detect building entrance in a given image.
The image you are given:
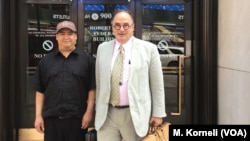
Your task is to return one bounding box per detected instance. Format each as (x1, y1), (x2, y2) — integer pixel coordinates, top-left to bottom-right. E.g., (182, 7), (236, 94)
(19, 0), (193, 140)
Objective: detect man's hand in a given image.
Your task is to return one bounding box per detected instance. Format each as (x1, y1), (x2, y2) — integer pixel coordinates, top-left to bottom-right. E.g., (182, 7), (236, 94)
(34, 116), (44, 133)
(81, 112), (93, 129)
(149, 117), (163, 127)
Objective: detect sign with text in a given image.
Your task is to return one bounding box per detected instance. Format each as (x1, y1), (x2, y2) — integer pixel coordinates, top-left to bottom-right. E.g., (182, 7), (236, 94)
(27, 4), (69, 68)
(84, 4), (128, 56)
(169, 125), (250, 140)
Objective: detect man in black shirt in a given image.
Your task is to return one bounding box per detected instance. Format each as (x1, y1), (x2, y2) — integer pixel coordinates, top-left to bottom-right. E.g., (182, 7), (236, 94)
(33, 20), (95, 141)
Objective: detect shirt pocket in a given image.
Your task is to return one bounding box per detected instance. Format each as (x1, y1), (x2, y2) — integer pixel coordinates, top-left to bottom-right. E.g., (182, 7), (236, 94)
(72, 69), (87, 78)
(44, 70), (58, 85)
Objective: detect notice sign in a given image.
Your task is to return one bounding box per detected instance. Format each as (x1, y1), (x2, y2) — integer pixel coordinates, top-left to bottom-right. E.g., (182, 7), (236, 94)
(28, 29), (57, 67)
(169, 125), (249, 140)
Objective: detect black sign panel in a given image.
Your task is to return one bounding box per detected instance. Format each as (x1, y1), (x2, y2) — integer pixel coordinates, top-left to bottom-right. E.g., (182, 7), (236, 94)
(27, 4), (70, 68)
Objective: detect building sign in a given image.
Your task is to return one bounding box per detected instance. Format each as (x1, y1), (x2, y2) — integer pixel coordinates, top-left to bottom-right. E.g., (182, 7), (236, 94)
(89, 26), (113, 42)
(84, 4), (128, 56)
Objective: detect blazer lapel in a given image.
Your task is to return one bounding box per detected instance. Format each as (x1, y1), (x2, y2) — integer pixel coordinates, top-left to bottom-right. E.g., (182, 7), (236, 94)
(103, 40), (115, 80)
(129, 38), (140, 78)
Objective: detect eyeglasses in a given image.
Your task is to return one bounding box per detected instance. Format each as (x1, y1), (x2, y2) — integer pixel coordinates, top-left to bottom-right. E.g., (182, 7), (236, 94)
(113, 23), (133, 30)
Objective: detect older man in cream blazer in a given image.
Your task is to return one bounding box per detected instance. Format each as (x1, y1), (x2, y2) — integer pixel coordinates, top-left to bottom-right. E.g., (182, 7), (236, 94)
(95, 10), (166, 141)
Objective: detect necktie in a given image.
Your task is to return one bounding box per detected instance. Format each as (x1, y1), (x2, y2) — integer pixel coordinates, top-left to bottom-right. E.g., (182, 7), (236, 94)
(110, 46), (124, 106)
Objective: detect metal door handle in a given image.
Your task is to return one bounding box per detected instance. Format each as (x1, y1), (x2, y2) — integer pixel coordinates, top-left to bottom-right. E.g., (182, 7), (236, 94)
(171, 55), (190, 115)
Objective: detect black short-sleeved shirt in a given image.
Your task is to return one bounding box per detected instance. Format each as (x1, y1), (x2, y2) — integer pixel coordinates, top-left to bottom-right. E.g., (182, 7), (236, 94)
(33, 48), (96, 119)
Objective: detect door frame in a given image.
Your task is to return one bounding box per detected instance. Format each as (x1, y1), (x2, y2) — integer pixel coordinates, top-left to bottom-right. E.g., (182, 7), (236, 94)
(192, 0), (218, 124)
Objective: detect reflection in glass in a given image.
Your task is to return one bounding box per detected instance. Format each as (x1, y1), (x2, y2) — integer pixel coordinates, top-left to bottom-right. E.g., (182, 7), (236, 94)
(142, 4), (185, 107)
(142, 4), (184, 67)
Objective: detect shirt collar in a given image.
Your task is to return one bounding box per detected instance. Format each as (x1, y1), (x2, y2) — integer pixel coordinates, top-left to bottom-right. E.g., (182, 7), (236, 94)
(55, 47), (79, 56)
(115, 36), (134, 51)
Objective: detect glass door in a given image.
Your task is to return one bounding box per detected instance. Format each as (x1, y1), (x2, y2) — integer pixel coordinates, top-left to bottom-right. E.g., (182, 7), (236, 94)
(83, 0), (193, 124)
(82, 1), (192, 125)
(25, 1), (72, 127)
(19, 1), (192, 140)
(140, 0), (192, 124)
(19, 0), (75, 140)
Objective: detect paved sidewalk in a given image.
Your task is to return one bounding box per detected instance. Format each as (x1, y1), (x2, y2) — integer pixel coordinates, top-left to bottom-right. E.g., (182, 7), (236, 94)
(19, 128), (125, 141)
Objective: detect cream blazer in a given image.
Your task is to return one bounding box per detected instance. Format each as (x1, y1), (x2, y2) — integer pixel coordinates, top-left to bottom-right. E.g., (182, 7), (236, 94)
(94, 37), (166, 137)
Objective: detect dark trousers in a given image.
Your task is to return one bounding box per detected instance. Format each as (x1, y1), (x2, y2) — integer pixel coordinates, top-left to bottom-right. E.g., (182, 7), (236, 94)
(44, 117), (87, 141)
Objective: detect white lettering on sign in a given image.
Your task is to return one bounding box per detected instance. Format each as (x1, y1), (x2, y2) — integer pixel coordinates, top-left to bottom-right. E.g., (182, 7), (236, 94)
(53, 14), (70, 20)
(43, 40), (54, 51)
(93, 37), (114, 42)
(178, 15), (184, 20)
(99, 13), (112, 19)
(85, 13), (112, 20)
(93, 31), (112, 36)
(89, 26), (111, 31)
(34, 54), (46, 58)
(85, 14), (91, 19)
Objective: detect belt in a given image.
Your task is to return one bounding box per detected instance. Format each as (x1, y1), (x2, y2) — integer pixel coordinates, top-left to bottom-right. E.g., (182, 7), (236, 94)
(57, 115), (72, 119)
(110, 104), (129, 109)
